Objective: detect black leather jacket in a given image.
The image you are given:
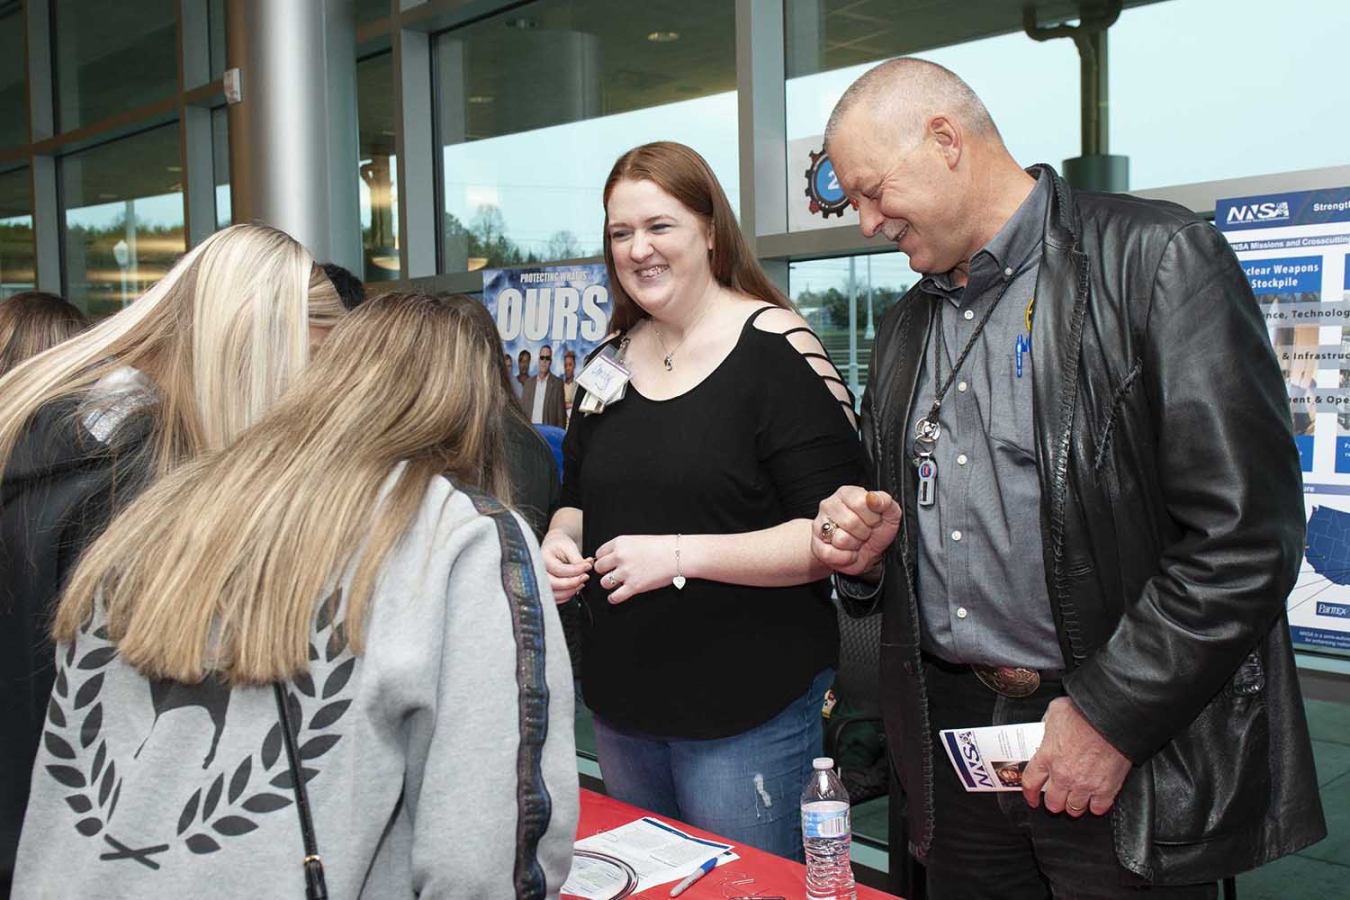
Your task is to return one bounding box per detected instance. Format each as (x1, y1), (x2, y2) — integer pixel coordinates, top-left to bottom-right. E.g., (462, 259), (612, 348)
(848, 166), (1326, 883)
(0, 400), (151, 888)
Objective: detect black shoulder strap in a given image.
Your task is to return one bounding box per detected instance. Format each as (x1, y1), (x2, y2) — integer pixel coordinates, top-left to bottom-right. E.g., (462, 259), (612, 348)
(745, 305), (778, 329)
(274, 684), (329, 900)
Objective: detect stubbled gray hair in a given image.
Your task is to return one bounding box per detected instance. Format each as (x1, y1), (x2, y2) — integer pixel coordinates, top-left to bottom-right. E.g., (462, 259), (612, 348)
(824, 58), (1001, 153)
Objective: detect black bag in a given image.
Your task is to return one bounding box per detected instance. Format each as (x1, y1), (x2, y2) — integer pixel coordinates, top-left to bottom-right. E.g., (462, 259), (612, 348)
(823, 692), (888, 804)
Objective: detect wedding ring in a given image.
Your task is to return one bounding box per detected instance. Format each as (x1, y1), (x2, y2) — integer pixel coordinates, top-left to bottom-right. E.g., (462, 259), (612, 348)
(820, 518), (836, 541)
(604, 573), (617, 589)
(1066, 802), (1087, 813)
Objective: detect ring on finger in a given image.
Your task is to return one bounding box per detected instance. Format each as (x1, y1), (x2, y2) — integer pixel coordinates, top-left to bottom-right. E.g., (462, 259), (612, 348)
(820, 517), (836, 541)
(603, 573), (619, 589)
(1066, 801), (1087, 813)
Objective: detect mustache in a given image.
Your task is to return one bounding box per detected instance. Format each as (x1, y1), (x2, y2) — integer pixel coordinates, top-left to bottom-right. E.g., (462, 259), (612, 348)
(882, 223), (909, 242)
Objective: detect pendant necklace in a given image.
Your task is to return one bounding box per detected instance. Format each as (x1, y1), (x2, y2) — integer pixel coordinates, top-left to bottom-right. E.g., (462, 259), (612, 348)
(651, 294), (716, 371)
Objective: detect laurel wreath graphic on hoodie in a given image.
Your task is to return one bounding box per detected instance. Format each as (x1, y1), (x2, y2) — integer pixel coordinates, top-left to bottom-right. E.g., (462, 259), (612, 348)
(41, 591), (354, 869)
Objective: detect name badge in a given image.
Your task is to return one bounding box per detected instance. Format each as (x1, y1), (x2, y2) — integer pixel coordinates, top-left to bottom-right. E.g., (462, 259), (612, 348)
(577, 343), (632, 413)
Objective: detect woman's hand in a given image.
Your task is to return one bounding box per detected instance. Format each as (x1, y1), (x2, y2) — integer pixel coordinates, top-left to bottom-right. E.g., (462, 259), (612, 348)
(592, 535), (679, 604)
(542, 529), (592, 603)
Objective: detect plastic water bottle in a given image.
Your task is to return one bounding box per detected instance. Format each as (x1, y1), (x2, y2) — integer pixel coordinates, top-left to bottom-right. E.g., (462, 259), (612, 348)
(801, 756), (857, 900)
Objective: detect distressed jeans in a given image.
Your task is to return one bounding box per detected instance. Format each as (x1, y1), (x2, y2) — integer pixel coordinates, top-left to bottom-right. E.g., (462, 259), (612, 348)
(591, 667), (833, 862)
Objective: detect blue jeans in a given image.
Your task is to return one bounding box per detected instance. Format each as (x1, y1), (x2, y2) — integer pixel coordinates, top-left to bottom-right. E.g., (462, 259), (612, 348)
(591, 668), (833, 862)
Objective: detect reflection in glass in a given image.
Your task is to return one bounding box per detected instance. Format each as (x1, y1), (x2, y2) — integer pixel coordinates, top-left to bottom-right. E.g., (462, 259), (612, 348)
(0, 168), (36, 299)
(209, 0), (227, 81)
(1109, 0), (1350, 188)
(356, 0), (389, 27)
(54, 0), (178, 131)
(788, 252), (914, 395)
(61, 126), (185, 317)
(357, 54), (399, 282)
(784, 0), (1350, 212)
(433, 0), (738, 272)
(213, 107), (232, 230)
(0, 5), (28, 151)
(784, 0), (1078, 233)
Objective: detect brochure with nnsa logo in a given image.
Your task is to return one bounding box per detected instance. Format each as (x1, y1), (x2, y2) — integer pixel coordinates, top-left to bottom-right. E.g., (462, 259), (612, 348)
(940, 722), (1045, 792)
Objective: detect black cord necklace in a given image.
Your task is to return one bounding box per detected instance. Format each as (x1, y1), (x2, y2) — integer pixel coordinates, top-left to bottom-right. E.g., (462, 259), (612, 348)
(912, 278), (1017, 456)
(910, 274), (1018, 508)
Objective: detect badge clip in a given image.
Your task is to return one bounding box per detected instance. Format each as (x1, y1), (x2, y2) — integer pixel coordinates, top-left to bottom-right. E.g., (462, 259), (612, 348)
(577, 338), (632, 415)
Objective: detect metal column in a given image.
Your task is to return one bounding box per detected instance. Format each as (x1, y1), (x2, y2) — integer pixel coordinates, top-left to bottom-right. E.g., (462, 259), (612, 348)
(225, 0), (361, 270)
(1023, 1), (1128, 192)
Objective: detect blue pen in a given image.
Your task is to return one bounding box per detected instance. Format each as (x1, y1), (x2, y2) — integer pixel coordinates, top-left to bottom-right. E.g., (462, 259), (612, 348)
(1015, 334), (1030, 378)
(669, 851), (725, 897)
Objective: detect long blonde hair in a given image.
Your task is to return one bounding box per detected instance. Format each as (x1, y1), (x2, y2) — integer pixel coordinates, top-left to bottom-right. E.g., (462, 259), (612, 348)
(56, 292), (516, 685)
(0, 224), (343, 481)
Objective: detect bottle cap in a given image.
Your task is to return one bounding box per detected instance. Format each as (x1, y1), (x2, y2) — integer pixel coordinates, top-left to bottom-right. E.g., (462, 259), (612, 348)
(812, 757), (834, 770)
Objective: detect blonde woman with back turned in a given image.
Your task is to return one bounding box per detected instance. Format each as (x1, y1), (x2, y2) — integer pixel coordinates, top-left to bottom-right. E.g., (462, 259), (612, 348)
(13, 292), (578, 899)
(0, 223), (342, 895)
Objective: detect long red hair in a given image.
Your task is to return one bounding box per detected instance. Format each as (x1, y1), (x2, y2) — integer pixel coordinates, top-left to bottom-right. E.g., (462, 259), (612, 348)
(601, 141), (791, 332)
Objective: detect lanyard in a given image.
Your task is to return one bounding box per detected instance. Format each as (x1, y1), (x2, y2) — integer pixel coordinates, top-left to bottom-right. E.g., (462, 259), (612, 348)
(911, 277), (1017, 461)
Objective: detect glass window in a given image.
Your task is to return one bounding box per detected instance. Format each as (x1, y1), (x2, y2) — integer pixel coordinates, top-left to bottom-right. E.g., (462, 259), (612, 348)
(1111, 0), (1350, 189)
(357, 53), (399, 282)
(0, 167), (36, 299)
(433, 0), (738, 273)
(784, 0), (1078, 233)
(61, 126), (185, 317)
(212, 106), (232, 230)
(209, 0), (227, 81)
(0, 4), (28, 151)
(788, 251), (914, 397)
(784, 0), (1350, 225)
(356, 0), (389, 27)
(54, 0), (178, 132)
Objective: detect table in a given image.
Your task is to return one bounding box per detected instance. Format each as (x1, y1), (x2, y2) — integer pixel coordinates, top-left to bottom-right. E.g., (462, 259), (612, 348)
(575, 788), (899, 899)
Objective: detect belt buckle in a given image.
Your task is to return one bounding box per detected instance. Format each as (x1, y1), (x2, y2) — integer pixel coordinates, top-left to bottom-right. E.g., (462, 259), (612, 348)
(973, 665), (1041, 698)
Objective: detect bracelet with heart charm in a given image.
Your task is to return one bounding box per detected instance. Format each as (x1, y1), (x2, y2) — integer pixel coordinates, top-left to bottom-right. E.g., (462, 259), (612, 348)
(673, 534), (686, 590)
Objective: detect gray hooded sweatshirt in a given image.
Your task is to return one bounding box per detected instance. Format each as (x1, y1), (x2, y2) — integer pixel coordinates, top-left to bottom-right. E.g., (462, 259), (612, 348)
(13, 477), (578, 898)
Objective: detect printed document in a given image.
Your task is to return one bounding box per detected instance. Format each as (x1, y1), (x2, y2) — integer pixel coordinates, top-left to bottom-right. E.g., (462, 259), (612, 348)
(940, 722), (1045, 792)
(562, 816), (738, 898)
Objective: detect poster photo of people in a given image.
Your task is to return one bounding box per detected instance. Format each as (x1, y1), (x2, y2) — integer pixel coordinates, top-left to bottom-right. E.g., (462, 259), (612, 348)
(483, 263), (612, 429)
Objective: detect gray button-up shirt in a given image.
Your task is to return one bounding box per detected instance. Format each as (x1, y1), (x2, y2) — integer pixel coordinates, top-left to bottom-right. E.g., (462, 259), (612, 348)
(908, 172), (1063, 670)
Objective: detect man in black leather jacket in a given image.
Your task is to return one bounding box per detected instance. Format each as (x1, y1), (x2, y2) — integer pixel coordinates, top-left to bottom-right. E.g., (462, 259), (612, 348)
(810, 58), (1325, 898)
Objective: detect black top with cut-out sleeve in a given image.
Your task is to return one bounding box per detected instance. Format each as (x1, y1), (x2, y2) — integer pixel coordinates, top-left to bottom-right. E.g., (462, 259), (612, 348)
(561, 307), (863, 738)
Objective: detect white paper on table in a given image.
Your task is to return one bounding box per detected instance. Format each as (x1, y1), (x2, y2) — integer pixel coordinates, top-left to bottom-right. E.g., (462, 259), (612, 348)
(562, 816), (739, 897)
(561, 855), (636, 900)
(939, 722), (1045, 792)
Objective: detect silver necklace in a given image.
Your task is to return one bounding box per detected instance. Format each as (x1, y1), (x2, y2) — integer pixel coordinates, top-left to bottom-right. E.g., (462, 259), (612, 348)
(650, 298), (715, 371)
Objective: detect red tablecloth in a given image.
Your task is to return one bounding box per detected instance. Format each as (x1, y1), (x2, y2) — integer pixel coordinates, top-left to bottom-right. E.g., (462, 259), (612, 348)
(574, 788), (899, 899)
